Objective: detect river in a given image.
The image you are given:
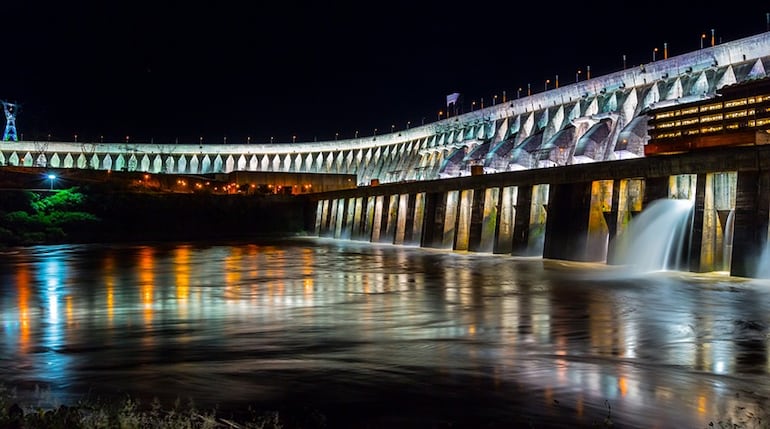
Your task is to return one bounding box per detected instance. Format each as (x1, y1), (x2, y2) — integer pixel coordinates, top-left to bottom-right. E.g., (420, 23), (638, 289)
(0, 237), (768, 428)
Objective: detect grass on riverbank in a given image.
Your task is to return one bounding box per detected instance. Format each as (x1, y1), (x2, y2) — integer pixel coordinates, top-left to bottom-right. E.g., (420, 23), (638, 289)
(0, 385), (304, 429)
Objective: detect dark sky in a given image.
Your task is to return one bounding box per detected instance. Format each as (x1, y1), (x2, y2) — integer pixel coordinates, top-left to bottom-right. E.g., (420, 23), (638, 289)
(2, 1), (769, 145)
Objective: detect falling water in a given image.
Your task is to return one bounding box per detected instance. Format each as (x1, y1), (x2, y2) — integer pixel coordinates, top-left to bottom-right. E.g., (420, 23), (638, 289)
(723, 209), (735, 270)
(609, 198), (694, 273)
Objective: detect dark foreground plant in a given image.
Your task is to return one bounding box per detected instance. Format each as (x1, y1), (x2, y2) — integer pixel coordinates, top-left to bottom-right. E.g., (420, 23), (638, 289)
(0, 385), (295, 429)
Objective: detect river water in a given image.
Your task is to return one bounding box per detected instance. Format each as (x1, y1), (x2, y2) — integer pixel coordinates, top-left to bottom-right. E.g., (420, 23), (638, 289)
(1, 237), (769, 428)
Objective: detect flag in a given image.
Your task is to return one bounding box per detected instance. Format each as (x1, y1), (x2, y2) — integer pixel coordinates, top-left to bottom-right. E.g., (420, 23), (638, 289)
(446, 92), (460, 109)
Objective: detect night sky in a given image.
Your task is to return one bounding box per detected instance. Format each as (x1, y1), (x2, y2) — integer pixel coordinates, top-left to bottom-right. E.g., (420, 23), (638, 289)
(2, 1), (768, 145)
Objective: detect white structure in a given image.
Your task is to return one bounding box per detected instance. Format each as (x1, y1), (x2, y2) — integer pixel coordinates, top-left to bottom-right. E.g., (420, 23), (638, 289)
(2, 32), (770, 185)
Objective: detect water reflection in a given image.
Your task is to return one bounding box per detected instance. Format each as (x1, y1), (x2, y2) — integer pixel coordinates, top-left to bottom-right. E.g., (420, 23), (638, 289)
(0, 239), (769, 427)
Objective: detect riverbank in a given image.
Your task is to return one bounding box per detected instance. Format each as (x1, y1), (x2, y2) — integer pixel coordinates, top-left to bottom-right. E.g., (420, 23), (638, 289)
(0, 186), (314, 247)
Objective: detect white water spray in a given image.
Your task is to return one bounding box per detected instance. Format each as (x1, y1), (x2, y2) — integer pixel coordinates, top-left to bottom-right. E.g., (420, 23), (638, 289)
(609, 198), (694, 273)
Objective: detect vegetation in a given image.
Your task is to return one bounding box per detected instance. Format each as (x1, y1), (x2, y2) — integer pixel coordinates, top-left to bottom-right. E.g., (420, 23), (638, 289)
(0, 387), (316, 429)
(0, 188), (100, 246)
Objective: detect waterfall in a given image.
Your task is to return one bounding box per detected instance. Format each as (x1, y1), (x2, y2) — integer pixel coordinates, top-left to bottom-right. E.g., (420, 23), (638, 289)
(608, 198), (694, 273)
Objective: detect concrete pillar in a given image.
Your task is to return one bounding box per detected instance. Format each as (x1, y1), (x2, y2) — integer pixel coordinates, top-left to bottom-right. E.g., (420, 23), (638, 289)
(689, 173), (707, 272)
(731, 171), (770, 277)
(493, 186), (517, 254)
(394, 194), (409, 245)
(371, 195), (382, 242)
(454, 189), (474, 251)
(333, 198), (347, 239)
(587, 180), (613, 262)
(543, 182), (594, 262)
(363, 196), (376, 241)
(314, 200), (324, 236)
(421, 192), (445, 249)
(643, 177), (669, 206)
(478, 187), (500, 253)
(382, 194), (399, 244)
(512, 185), (533, 256)
(351, 197), (364, 240)
(403, 193), (418, 245)
(467, 188), (488, 252)
(443, 190), (460, 249)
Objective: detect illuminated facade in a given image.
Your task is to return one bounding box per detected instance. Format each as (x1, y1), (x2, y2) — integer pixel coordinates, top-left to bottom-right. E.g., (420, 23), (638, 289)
(646, 77), (770, 155)
(1, 32), (770, 185)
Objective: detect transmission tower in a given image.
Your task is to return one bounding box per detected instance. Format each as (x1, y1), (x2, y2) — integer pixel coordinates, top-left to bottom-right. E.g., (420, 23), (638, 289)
(2, 101), (19, 141)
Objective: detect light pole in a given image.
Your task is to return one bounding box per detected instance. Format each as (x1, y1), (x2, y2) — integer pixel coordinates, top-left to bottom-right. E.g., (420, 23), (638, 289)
(701, 33), (706, 49)
(527, 83), (531, 96)
(517, 87), (522, 99)
(544, 79), (550, 91)
(270, 136), (274, 143)
(653, 47), (658, 61)
(292, 135), (297, 143)
(406, 121), (411, 129)
(472, 100), (476, 110)
(48, 174), (56, 190)
(711, 29), (715, 47)
(622, 54), (626, 69)
(391, 124), (395, 133)
(576, 69), (581, 82)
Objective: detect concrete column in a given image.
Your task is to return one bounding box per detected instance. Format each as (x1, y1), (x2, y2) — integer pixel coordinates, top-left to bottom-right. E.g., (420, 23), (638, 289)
(511, 185), (533, 256)
(362, 196), (379, 242)
(403, 193), (418, 245)
(351, 197), (364, 240)
(333, 198), (347, 239)
(371, 195), (386, 243)
(543, 182), (594, 262)
(493, 186), (517, 254)
(731, 171), (770, 277)
(689, 173), (707, 272)
(464, 189), (483, 252)
(478, 187), (500, 253)
(393, 194), (408, 245)
(643, 177), (669, 206)
(381, 194), (399, 244)
(420, 192), (445, 249)
(443, 190), (460, 249)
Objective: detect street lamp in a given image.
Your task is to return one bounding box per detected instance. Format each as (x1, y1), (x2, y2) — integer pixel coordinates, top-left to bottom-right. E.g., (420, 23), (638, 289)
(292, 135), (297, 143)
(701, 33), (706, 49)
(493, 94), (498, 105)
(653, 47), (658, 61)
(437, 111), (443, 120)
(391, 124), (395, 133)
(544, 79), (550, 91)
(517, 87), (522, 99)
(471, 100), (476, 110)
(576, 69), (581, 82)
(406, 121), (411, 129)
(47, 174), (56, 190)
